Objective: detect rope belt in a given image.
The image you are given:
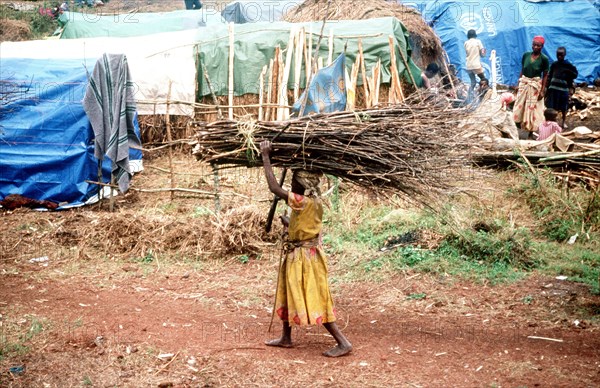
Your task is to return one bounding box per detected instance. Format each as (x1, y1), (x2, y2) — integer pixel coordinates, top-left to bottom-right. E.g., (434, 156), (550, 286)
(282, 237), (320, 253)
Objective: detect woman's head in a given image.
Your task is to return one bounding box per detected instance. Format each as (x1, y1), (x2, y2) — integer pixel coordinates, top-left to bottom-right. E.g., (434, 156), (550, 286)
(467, 29), (477, 39)
(532, 36), (545, 53)
(544, 108), (558, 122)
(291, 170), (323, 197)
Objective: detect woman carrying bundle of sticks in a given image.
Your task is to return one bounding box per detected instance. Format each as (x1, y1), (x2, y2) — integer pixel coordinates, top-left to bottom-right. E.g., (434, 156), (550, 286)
(260, 140), (352, 357)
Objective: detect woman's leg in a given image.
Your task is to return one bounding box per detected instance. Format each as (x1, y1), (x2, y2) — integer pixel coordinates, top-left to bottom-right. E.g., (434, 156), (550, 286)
(322, 322), (352, 357)
(265, 321), (293, 348)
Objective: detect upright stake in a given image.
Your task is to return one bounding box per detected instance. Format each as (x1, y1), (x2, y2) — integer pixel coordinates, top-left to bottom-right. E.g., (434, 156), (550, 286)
(228, 22), (235, 120)
(166, 81), (175, 201)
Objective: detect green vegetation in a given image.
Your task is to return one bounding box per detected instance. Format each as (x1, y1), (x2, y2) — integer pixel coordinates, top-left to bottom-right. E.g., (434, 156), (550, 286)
(0, 315), (49, 361)
(324, 171), (600, 294)
(0, 2), (60, 40)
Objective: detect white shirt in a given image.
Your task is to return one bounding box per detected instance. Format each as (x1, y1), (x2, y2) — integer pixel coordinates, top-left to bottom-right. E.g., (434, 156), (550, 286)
(464, 38), (484, 70)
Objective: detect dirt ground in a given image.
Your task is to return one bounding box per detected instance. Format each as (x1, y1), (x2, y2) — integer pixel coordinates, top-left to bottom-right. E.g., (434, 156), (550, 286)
(2, 1), (600, 386)
(1, 150), (600, 388)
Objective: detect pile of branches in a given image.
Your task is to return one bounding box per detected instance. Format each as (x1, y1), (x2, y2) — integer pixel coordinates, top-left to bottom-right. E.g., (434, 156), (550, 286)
(192, 100), (472, 198)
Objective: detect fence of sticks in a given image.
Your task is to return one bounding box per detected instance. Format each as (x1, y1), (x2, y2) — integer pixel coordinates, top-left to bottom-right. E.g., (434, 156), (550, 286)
(191, 96), (472, 199)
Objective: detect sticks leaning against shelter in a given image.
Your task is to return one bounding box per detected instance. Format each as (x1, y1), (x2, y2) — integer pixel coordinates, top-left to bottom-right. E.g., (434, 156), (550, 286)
(165, 81), (176, 201)
(228, 22), (235, 120)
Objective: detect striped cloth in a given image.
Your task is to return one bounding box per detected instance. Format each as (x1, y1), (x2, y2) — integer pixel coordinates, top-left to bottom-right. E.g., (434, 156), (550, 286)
(83, 54), (140, 193)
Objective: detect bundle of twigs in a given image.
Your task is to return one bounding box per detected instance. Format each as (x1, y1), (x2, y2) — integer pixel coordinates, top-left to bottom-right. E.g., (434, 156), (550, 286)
(192, 99), (471, 197)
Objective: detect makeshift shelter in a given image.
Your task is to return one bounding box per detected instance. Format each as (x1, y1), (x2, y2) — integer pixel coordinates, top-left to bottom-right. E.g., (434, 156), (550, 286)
(283, 0), (444, 68)
(399, 0), (600, 85)
(0, 58), (142, 208)
(1, 30), (198, 116)
(57, 9), (218, 38)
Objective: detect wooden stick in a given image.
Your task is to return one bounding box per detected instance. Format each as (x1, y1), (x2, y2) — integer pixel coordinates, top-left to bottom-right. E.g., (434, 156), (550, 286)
(327, 28), (334, 66)
(373, 59), (381, 106)
(166, 81), (175, 201)
(396, 41), (424, 102)
(266, 58), (274, 121)
(278, 27), (296, 121)
(539, 149), (600, 162)
(527, 336), (563, 343)
(201, 62), (223, 120)
(258, 65), (267, 121)
(293, 28), (304, 102)
(441, 56), (457, 98)
(305, 25), (312, 83)
(358, 39), (370, 108)
(388, 35), (403, 103)
(228, 22), (235, 120)
(154, 352), (180, 376)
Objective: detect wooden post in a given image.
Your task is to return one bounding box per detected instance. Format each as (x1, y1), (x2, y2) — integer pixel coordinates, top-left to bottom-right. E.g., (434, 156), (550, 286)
(358, 39), (370, 108)
(266, 58), (274, 121)
(278, 27), (295, 121)
(396, 38), (424, 102)
(165, 81), (175, 201)
(293, 28), (304, 102)
(258, 65), (267, 121)
(228, 22), (235, 120)
(388, 35), (403, 103)
(327, 29), (334, 66)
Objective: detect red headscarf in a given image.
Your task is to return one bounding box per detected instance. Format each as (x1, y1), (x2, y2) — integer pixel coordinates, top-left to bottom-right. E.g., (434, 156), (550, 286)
(533, 36), (545, 45)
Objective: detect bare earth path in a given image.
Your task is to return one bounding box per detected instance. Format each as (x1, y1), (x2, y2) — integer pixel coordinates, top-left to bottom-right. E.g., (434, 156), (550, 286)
(1, 253), (599, 387)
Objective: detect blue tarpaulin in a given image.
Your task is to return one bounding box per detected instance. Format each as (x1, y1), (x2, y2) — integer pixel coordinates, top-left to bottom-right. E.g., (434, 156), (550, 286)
(400, 0), (600, 85)
(292, 53), (347, 116)
(0, 58), (142, 207)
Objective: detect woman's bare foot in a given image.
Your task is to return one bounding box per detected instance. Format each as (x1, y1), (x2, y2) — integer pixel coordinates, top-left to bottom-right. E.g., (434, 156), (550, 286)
(323, 343), (352, 357)
(265, 338), (293, 348)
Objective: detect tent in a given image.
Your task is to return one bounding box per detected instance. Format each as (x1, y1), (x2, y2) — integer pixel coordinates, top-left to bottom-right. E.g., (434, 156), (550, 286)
(399, 0), (600, 85)
(0, 58), (142, 208)
(196, 17), (423, 98)
(57, 9), (218, 38)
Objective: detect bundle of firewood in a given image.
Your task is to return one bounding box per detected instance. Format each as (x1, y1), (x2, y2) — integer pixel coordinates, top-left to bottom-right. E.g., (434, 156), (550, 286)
(192, 100), (471, 197)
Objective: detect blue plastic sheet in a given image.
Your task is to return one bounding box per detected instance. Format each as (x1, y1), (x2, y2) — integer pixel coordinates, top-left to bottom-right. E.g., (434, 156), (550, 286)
(292, 53), (347, 116)
(0, 58), (142, 207)
(400, 0), (600, 85)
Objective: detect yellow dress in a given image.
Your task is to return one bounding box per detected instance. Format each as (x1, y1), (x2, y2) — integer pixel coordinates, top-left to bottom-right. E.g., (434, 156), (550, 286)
(274, 192), (336, 326)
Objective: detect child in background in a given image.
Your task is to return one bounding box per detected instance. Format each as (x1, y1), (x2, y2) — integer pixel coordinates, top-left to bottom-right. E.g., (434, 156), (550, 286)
(536, 108), (562, 141)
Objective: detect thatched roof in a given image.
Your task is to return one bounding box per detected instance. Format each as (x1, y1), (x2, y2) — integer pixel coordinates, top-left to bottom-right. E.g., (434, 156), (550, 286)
(283, 0), (443, 67)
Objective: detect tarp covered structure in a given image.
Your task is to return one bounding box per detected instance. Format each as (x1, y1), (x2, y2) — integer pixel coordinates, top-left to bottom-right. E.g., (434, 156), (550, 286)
(400, 0), (600, 85)
(1, 30), (198, 116)
(0, 58), (142, 207)
(57, 9), (215, 38)
(197, 17), (423, 97)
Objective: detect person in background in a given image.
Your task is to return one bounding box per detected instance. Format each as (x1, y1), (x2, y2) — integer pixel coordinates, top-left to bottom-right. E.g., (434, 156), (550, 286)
(420, 63), (440, 90)
(184, 0), (202, 10)
(536, 108), (562, 141)
(513, 36), (550, 138)
(546, 47), (578, 129)
(260, 140), (352, 358)
(464, 29), (487, 100)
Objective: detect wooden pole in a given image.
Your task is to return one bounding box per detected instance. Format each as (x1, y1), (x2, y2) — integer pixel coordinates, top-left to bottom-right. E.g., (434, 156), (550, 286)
(327, 28), (334, 66)
(165, 81), (175, 201)
(228, 22), (235, 120)
(278, 27), (295, 121)
(358, 39), (370, 108)
(396, 39), (424, 102)
(266, 58), (274, 121)
(293, 28), (304, 102)
(441, 55), (457, 98)
(258, 65), (267, 121)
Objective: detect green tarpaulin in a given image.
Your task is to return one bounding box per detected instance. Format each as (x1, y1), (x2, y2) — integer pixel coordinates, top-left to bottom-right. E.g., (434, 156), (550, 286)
(58, 11), (422, 96)
(196, 17), (423, 97)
